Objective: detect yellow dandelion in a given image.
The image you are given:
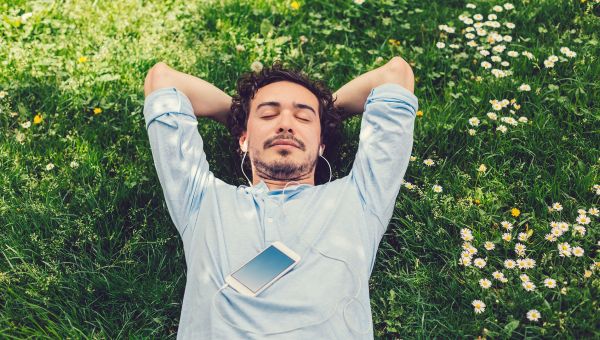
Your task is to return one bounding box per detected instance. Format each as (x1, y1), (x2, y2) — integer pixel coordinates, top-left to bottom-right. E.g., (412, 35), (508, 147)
(93, 107), (102, 115)
(78, 56), (88, 63)
(290, 1), (300, 10)
(511, 208), (521, 217)
(388, 39), (401, 46)
(416, 110), (423, 117)
(33, 113), (43, 124)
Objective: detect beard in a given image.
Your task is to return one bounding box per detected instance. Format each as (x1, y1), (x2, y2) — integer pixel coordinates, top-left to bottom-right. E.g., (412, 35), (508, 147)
(253, 148), (317, 181)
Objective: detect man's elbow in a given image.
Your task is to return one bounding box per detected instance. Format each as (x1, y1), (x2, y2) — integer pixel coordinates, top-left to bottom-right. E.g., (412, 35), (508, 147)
(384, 56), (415, 94)
(144, 62), (172, 97)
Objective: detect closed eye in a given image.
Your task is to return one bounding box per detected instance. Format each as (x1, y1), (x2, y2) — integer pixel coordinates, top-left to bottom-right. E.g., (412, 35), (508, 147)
(296, 112), (312, 122)
(261, 113), (310, 122)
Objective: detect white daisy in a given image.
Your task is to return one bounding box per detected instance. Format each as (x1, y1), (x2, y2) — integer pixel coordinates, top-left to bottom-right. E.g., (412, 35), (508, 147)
(526, 309), (541, 322)
(469, 117), (480, 126)
(487, 112), (498, 120)
(576, 215), (591, 225)
(461, 228), (474, 241)
(518, 84), (531, 92)
(472, 299), (486, 314)
(479, 278), (492, 289)
(543, 278), (557, 288)
(572, 246), (584, 257)
(518, 232), (529, 241)
(558, 242), (572, 257)
(522, 281), (536, 291)
(473, 258), (486, 268)
(484, 241), (495, 250)
(573, 225), (586, 236)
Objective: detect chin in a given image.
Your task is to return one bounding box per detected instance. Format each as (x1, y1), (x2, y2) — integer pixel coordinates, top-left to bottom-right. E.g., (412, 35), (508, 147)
(272, 148), (295, 157)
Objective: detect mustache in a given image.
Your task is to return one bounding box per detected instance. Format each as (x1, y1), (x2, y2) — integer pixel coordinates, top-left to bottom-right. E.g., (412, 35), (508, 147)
(264, 134), (305, 150)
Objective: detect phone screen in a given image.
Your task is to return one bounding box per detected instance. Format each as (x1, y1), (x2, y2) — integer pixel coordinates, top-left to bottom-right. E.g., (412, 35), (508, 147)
(231, 245), (295, 293)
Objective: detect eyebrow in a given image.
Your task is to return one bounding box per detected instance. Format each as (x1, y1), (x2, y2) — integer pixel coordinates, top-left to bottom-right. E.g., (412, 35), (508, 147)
(256, 101), (316, 115)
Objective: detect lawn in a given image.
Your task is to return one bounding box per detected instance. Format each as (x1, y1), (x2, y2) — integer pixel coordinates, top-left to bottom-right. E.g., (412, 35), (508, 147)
(0, 0), (599, 338)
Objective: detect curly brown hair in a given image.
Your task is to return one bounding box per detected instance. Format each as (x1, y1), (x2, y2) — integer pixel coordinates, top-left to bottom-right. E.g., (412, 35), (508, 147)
(227, 61), (344, 184)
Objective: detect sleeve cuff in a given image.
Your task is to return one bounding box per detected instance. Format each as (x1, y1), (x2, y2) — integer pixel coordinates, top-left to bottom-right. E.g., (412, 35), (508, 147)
(143, 87), (196, 129)
(363, 83), (419, 114)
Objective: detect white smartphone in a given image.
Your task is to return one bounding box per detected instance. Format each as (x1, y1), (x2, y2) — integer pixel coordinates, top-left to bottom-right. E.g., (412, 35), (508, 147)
(225, 241), (301, 297)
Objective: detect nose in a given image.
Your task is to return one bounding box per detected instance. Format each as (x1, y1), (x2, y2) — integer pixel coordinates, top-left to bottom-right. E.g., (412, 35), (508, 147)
(275, 110), (295, 134)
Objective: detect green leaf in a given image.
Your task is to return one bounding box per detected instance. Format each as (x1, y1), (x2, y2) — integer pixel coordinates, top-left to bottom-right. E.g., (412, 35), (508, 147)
(96, 74), (121, 82)
(274, 35), (290, 45)
(18, 103), (28, 116)
(504, 320), (520, 336)
(260, 18), (273, 37)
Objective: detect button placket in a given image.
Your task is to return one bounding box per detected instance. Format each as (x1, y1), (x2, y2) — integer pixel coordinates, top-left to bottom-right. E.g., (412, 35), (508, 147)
(263, 200), (275, 244)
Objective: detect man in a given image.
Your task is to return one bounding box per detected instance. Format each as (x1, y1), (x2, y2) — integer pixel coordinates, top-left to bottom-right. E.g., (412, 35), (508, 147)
(143, 56), (417, 339)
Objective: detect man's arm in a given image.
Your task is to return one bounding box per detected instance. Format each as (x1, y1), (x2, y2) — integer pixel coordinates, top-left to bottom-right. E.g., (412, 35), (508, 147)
(343, 56), (418, 235)
(144, 62), (232, 125)
(332, 56), (414, 120)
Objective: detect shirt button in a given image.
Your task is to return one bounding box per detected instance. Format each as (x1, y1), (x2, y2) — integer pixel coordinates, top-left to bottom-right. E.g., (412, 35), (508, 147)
(267, 217), (273, 223)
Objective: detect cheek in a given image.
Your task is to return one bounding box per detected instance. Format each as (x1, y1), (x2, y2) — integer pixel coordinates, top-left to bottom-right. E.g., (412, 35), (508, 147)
(310, 127), (322, 146)
(247, 122), (267, 144)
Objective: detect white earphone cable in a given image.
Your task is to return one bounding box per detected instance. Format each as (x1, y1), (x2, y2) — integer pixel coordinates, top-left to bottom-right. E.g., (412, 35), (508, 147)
(240, 149), (332, 187)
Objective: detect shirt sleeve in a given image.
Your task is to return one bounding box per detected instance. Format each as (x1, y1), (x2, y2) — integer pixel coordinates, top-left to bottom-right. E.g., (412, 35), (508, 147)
(349, 83), (418, 232)
(143, 87), (212, 239)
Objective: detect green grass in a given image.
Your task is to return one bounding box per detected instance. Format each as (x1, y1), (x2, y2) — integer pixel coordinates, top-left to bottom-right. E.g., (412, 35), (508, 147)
(1, 0), (599, 338)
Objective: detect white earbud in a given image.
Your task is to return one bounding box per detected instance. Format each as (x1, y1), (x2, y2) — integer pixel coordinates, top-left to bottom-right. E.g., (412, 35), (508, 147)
(241, 139), (248, 153)
(319, 146), (324, 156)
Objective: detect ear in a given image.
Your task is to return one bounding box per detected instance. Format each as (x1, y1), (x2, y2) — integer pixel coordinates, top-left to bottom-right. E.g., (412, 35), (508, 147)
(239, 132), (248, 152)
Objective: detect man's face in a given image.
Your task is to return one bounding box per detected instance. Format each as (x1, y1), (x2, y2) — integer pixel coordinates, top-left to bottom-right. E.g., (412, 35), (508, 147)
(240, 81), (323, 182)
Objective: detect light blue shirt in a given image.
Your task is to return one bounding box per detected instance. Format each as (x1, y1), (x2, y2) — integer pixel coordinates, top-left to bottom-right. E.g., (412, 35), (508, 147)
(143, 82), (418, 339)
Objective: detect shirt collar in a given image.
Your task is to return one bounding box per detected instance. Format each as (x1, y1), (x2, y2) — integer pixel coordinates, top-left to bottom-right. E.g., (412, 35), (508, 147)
(248, 180), (313, 196)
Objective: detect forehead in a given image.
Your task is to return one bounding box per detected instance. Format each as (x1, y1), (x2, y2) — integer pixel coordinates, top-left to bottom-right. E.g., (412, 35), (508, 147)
(251, 81), (319, 112)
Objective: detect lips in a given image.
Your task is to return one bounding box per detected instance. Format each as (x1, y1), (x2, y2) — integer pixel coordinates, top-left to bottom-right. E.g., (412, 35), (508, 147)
(271, 139), (300, 148)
